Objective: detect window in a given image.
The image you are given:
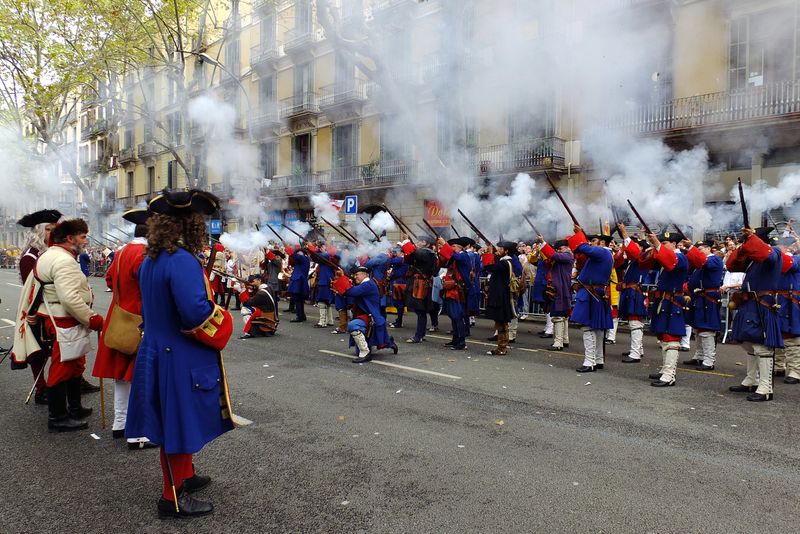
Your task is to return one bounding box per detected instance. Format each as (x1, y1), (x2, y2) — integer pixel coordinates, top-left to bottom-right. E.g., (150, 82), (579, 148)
(295, 0), (312, 33)
(145, 80), (155, 110)
(729, 6), (795, 90)
(127, 171), (134, 197)
(167, 160), (176, 189)
(260, 142), (277, 180)
(294, 62), (313, 97)
(333, 124), (358, 168)
(380, 116), (407, 162)
(147, 166), (155, 193)
(261, 14), (276, 48)
(144, 120), (154, 143)
(225, 39), (240, 79)
(124, 129), (133, 150)
(335, 52), (355, 91)
(167, 112), (182, 145)
(292, 134), (311, 174)
(260, 75), (275, 105)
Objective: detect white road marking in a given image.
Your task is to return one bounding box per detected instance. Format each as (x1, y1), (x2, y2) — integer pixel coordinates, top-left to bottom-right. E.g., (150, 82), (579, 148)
(1, 318), (15, 325)
(319, 350), (462, 380)
(6, 283), (22, 288)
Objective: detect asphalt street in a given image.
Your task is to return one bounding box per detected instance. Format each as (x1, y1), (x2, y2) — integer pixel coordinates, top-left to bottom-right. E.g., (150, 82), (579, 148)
(1, 268), (799, 533)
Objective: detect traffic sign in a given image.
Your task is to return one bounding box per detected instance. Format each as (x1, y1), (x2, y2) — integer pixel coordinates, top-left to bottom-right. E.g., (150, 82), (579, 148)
(209, 219), (222, 234)
(344, 195), (358, 215)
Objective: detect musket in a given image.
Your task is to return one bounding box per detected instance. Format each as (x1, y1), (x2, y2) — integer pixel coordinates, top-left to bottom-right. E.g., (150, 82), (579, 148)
(280, 223), (308, 244)
(738, 177), (750, 229)
(450, 225), (460, 237)
(87, 235), (112, 247)
(545, 173), (581, 227)
(110, 224), (133, 238)
(626, 199), (653, 236)
(381, 203), (417, 239)
(263, 222), (286, 244)
(421, 219), (441, 240)
(360, 217), (382, 241)
(671, 221), (689, 242)
(457, 209), (493, 248)
(24, 364), (46, 405)
(321, 216), (358, 244)
(415, 222), (431, 238)
(522, 214), (541, 236)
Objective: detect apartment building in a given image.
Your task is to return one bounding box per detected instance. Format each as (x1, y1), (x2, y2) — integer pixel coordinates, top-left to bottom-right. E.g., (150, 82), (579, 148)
(111, 0), (800, 236)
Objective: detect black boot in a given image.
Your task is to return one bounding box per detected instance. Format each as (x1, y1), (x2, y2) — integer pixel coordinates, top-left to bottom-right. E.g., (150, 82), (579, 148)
(67, 377), (92, 419)
(157, 487), (214, 518)
(48, 383), (88, 433)
(80, 377), (101, 393)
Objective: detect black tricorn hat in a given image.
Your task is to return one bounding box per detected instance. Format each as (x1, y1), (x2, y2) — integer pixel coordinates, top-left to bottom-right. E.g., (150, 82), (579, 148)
(247, 274), (262, 284)
(18, 209), (62, 228)
(271, 249), (286, 259)
(657, 231), (681, 243)
(496, 240), (517, 251)
(447, 237), (472, 248)
(594, 234), (613, 244)
(416, 235), (436, 245)
(122, 208), (151, 226)
(694, 240), (714, 248)
(754, 227), (774, 244)
(554, 239), (569, 249)
(148, 189), (220, 217)
(352, 265), (370, 274)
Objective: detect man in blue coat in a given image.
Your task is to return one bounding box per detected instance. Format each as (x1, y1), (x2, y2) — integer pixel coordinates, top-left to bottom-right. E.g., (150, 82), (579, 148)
(364, 250), (390, 317)
(313, 242), (336, 328)
(639, 232), (689, 387)
(287, 245), (310, 322)
(683, 240), (724, 370)
(726, 227), (788, 401)
(614, 224), (649, 363)
(538, 237), (574, 351)
(778, 243), (800, 384)
(332, 266), (397, 363)
(568, 226), (613, 372)
(388, 248), (409, 328)
(126, 190), (235, 518)
(437, 237), (473, 350)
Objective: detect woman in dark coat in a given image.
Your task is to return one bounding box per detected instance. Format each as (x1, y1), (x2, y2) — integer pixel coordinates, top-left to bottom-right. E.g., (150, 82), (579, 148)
(481, 241), (517, 355)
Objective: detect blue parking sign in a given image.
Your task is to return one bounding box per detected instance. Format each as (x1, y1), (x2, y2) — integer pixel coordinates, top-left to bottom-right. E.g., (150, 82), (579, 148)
(209, 219), (222, 234)
(344, 195), (358, 214)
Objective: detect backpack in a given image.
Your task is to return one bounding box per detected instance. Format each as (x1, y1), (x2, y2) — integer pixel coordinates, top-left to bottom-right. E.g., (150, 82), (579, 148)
(508, 261), (519, 296)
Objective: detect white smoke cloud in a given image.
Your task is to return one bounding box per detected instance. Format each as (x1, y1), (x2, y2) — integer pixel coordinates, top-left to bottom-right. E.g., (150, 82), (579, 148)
(311, 192), (342, 225)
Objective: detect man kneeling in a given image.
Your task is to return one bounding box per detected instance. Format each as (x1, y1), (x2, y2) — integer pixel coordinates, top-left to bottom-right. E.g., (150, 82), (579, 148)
(240, 274), (278, 339)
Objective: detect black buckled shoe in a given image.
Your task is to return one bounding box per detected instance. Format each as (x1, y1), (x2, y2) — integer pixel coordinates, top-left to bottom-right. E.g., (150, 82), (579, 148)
(775, 369), (786, 377)
(508, 339), (516, 344)
(746, 392), (773, 402)
(34, 391), (48, 405)
(486, 335), (498, 341)
(621, 356), (641, 363)
(157, 488), (213, 519)
(444, 341), (455, 346)
(576, 365), (595, 373)
(595, 364), (604, 370)
(682, 358), (701, 365)
(549, 345), (563, 351)
(729, 385), (757, 393)
(539, 333), (554, 339)
(113, 429), (125, 439)
(648, 372), (662, 380)
(352, 353), (373, 364)
(68, 406), (93, 419)
(698, 364), (715, 371)
(183, 474), (211, 494)
(784, 377), (800, 384)
(651, 379), (675, 387)
(48, 416), (89, 433)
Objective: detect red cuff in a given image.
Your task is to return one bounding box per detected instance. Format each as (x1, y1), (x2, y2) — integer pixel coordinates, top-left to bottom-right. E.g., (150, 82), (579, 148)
(653, 245), (678, 271)
(332, 275), (353, 294)
(307, 244), (318, 253)
(185, 305), (233, 351)
(265, 251), (275, 262)
(624, 240), (641, 260)
(401, 242), (417, 255)
(685, 246), (707, 270)
(481, 253), (495, 266)
(740, 234), (772, 262)
(541, 243), (555, 259)
(782, 253), (795, 273)
(285, 245), (295, 256)
(439, 243), (454, 261)
(567, 232), (588, 252)
(89, 314), (104, 332)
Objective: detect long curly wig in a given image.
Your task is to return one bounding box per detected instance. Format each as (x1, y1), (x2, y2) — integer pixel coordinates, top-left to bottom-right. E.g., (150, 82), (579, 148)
(146, 212), (208, 260)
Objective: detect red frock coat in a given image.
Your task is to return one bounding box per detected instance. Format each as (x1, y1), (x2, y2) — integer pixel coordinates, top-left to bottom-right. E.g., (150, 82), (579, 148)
(92, 240), (146, 381)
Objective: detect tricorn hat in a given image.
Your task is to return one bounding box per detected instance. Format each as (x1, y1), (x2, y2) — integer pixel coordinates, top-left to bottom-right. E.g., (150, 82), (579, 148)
(247, 274), (262, 284)
(351, 265), (370, 274)
(554, 239), (569, 249)
(447, 237), (472, 248)
(17, 209), (62, 228)
(271, 249), (286, 259)
(148, 189), (220, 217)
(754, 227), (774, 244)
(694, 240), (714, 248)
(592, 234), (614, 244)
(122, 208), (151, 226)
(416, 235), (436, 245)
(496, 240), (517, 251)
(657, 231), (681, 243)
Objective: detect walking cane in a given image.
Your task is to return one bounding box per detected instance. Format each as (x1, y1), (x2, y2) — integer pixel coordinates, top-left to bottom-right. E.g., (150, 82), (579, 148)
(24, 364), (46, 404)
(164, 451), (180, 513)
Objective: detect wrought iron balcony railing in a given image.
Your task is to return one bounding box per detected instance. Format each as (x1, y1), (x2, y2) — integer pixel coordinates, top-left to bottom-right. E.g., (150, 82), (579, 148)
(248, 106), (282, 130)
(471, 137), (566, 174)
(118, 147), (136, 164)
(610, 81), (800, 134)
(269, 160), (417, 196)
(137, 141), (159, 159)
(284, 27), (318, 53)
(250, 43), (280, 69)
(319, 79), (368, 108)
(280, 92), (320, 118)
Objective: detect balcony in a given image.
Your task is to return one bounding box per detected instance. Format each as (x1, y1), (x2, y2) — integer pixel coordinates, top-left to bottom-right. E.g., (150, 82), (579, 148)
(250, 43), (280, 73)
(254, 0), (276, 12)
(280, 92), (320, 130)
(248, 106), (282, 138)
(319, 79), (368, 121)
(471, 137), (566, 175)
(80, 159), (105, 176)
(80, 119), (108, 141)
(137, 141), (158, 160)
(610, 81), (800, 136)
(190, 125), (205, 143)
(372, 0), (416, 22)
(283, 27), (318, 60)
(269, 160), (417, 197)
(118, 147), (137, 165)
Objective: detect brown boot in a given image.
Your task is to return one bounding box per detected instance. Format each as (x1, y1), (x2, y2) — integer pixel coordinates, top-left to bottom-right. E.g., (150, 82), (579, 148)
(487, 322), (509, 355)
